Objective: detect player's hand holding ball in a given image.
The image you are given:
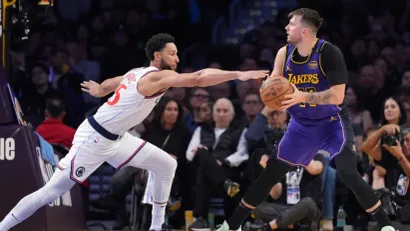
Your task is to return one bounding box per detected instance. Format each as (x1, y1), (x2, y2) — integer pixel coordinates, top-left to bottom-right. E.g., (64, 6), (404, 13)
(260, 76), (301, 110)
(280, 84), (307, 110)
(81, 80), (102, 98)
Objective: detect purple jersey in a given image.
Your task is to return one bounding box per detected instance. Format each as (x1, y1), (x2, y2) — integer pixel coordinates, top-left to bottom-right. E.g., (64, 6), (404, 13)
(283, 39), (341, 124)
(275, 39), (355, 167)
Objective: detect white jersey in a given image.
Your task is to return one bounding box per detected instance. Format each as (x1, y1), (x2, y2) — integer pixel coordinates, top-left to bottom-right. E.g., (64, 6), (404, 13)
(92, 66), (163, 135)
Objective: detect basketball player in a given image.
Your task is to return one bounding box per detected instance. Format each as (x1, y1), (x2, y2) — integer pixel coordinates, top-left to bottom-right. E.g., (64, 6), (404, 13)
(0, 33), (268, 231)
(216, 8), (396, 231)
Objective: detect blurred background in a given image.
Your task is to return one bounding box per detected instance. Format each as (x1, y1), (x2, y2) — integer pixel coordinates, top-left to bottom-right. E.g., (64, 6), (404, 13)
(1, 0), (410, 230)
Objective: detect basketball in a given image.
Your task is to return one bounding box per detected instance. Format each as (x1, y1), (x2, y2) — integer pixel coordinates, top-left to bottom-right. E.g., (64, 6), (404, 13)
(259, 76), (294, 109)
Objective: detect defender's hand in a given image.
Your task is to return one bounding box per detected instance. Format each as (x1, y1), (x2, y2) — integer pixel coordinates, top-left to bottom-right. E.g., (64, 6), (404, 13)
(280, 84), (306, 109)
(237, 70), (270, 81)
(81, 80), (102, 97)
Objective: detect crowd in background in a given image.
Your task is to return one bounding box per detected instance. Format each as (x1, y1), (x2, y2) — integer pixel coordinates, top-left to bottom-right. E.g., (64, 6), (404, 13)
(6, 0), (410, 230)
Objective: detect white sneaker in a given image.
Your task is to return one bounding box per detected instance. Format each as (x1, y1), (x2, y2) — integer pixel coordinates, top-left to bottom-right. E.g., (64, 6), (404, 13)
(381, 226), (396, 231)
(215, 221), (241, 231)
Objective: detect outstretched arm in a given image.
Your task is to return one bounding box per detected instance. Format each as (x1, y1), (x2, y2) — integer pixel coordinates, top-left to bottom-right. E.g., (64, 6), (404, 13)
(139, 68), (269, 96)
(81, 76), (123, 97)
(160, 68), (269, 87)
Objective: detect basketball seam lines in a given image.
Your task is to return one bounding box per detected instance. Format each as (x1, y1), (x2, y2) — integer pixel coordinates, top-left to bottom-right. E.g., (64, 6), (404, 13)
(262, 83), (293, 103)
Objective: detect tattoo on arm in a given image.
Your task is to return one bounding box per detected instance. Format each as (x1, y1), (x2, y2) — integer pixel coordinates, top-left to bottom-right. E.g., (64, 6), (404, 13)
(305, 89), (338, 105)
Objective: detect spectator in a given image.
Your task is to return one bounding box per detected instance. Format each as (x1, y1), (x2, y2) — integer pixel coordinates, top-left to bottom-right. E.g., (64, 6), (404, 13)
(345, 86), (373, 134)
(36, 97), (76, 149)
(239, 91), (263, 126)
(250, 153), (326, 231)
(363, 97), (408, 190)
(186, 98), (248, 231)
(22, 62), (61, 128)
(184, 87), (211, 133)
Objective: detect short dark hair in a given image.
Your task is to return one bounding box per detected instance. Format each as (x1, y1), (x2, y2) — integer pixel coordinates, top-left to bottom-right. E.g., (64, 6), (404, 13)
(145, 33), (175, 61)
(46, 98), (66, 118)
(288, 8), (323, 32)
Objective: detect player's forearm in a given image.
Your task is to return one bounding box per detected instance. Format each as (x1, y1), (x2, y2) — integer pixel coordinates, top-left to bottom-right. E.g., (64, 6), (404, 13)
(196, 68), (239, 87)
(99, 76), (123, 97)
(303, 88), (342, 105)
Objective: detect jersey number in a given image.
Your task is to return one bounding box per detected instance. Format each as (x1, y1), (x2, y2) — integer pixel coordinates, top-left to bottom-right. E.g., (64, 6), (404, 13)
(298, 87), (316, 108)
(107, 84), (127, 106)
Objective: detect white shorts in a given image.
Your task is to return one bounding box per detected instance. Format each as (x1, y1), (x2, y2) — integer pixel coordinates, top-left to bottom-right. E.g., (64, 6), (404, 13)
(58, 120), (155, 183)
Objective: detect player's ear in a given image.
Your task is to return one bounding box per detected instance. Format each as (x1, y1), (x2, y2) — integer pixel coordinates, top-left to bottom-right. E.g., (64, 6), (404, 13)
(153, 51), (161, 61)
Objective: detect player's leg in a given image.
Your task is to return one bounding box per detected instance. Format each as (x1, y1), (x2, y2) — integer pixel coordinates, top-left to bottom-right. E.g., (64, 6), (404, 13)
(218, 121), (319, 231)
(108, 134), (177, 231)
(0, 131), (112, 231)
(334, 147), (395, 230)
(123, 145), (176, 230)
(321, 116), (395, 230)
(0, 168), (75, 230)
(223, 156), (291, 230)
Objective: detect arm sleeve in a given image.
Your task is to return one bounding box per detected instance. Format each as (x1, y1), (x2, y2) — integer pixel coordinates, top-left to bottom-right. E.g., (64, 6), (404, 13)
(321, 43), (349, 86)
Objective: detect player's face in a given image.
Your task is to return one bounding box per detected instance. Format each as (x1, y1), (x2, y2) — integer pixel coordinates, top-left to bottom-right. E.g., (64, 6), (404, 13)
(285, 15), (306, 44)
(384, 98), (401, 123)
(159, 43), (179, 71)
(162, 101), (179, 125)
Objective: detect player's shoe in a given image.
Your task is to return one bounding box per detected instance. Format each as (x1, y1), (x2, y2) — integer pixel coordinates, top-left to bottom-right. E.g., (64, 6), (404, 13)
(242, 220), (270, 231)
(149, 223), (172, 231)
(381, 226), (396, 231)
(188, 217), (210, 231)
(215, 221), (242, 231)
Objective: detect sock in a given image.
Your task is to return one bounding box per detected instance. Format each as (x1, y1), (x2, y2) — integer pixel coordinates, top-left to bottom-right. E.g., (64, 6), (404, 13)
(227, 202), (252, 230)
(370, 206), (392, 228)
(150, 203), (166, 230)
(0, 210), (21, 231)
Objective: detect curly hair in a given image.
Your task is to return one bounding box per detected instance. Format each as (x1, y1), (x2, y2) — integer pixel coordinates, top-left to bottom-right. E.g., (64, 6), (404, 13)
(144, 33), (175, 61)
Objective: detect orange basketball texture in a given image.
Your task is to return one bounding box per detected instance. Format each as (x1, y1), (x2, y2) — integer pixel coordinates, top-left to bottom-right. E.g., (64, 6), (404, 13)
(259, 76), (294, 109)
